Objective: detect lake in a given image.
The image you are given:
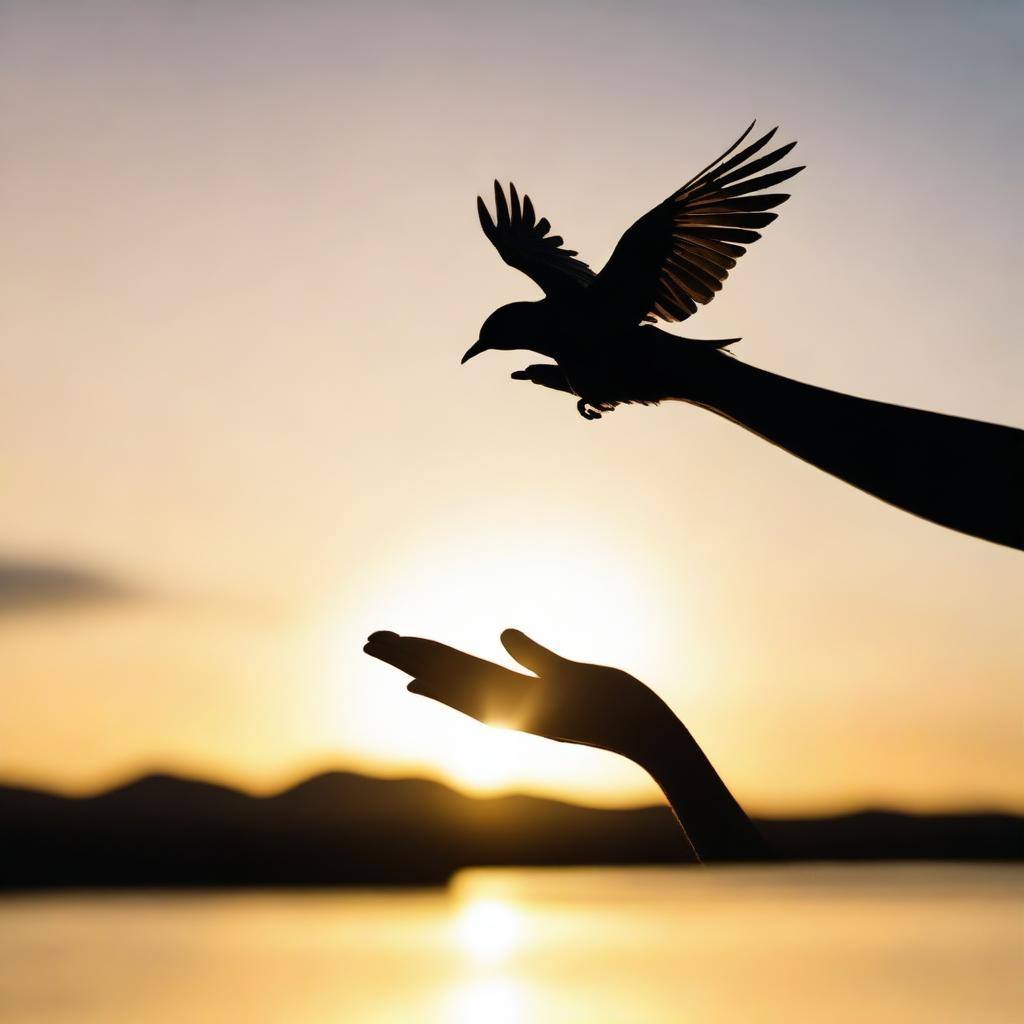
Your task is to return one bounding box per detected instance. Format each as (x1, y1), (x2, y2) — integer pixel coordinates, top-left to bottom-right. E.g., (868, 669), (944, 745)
(1, 865), (1020, 1022)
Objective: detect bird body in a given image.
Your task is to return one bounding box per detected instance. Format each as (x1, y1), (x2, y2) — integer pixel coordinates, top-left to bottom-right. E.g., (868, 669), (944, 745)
(467, 298), (736, 416)
(463, 121), (803, 418)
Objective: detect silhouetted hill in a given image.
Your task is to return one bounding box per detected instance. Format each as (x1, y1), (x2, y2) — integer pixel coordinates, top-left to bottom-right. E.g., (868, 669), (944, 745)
(1, 772), (1020, 889)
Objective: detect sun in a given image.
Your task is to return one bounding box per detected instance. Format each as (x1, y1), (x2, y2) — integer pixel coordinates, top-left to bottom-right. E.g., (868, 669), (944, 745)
(435, 721), (524, 795)
(320, 520), (679, 803)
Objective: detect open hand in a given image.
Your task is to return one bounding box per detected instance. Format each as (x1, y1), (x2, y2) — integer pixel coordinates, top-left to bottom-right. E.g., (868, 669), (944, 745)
(363, 628), (679, 764)
(509, 364), (573, 393)
(364, 628), (769, 862)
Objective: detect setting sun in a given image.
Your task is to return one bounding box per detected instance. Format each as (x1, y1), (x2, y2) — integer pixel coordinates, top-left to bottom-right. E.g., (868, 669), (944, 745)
(311, 523), (679, 805)
(437, 723), (523, 795)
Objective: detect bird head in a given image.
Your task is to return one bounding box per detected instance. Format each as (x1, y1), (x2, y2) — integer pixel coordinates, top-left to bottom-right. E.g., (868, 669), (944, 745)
(462, 302), (541, 363)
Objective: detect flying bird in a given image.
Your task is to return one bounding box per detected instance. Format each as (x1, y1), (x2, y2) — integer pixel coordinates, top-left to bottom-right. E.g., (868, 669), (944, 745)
(463, 121), (804, 418)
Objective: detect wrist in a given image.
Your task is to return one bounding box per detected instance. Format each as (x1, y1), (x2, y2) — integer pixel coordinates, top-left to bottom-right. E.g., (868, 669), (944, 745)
(623, 705), (695, 780)
(636, 335), (736, 408)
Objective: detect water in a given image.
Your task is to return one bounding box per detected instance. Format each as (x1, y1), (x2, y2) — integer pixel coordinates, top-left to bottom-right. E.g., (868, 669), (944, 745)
(1, 866), (1020, 1023)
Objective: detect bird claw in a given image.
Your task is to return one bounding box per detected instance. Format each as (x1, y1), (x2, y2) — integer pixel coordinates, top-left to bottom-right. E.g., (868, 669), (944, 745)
(576, 399), (602, 420)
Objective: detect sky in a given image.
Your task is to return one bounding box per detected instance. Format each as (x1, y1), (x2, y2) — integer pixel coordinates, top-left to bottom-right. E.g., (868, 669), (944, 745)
(1, 0), (1021, 814)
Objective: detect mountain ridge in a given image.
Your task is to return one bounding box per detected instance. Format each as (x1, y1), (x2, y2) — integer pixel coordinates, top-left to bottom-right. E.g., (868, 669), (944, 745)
(2, 771), (1020, 889)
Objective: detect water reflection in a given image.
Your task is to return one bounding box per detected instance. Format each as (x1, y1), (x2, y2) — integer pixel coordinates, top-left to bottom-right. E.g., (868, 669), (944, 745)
(447, 889), (530, 1021)
(0, 867), (1019, 1023)
(453, 898), (525, 966)
(444, 977), (527, 1024)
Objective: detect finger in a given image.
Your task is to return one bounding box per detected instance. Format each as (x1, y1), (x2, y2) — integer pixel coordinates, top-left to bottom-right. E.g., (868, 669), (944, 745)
(406, 677), (480, 721)
(406, 669), (528, 727)
(510, 364), (574, 394)
(363, 635), (458, 677)
(510, 363), (556, 380)
(364, 634), (504, 681)
(500, 628), (570, 676)
(363, 638), (420, 676)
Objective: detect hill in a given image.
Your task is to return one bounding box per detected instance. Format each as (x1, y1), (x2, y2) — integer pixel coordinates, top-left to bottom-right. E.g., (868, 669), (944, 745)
(1, 772), (1020, 888)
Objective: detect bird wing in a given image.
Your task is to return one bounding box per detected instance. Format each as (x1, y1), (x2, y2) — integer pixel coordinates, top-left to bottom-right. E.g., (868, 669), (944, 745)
(591, 122), (804, 325)
(478, 181), (595, 298)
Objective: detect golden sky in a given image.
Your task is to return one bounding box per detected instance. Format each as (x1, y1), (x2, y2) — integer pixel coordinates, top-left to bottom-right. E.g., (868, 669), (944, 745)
(1, 0), (1021, 814)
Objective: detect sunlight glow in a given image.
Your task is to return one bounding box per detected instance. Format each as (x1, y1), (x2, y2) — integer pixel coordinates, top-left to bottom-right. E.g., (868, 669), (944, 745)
(444, 977), (528, 1024)
(355, 525), (677, 679)
(313, 523), (678, 804)
(437, 723), (523, 795)
(453, 898), (525, 966)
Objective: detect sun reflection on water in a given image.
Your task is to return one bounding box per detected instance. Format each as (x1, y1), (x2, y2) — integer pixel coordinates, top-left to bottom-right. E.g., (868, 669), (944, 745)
(453, 897), (525, 966)
(446, 892), (531, 1023)
(444, 977), (528, 1024)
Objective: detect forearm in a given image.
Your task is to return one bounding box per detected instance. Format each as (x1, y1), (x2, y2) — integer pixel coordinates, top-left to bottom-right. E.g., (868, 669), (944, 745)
(650, 344), (1024, 551)
(633, 715), (772, 863)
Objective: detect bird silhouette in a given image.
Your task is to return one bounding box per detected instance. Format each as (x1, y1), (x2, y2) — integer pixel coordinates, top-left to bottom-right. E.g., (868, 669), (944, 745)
(463, 121), (804, 418)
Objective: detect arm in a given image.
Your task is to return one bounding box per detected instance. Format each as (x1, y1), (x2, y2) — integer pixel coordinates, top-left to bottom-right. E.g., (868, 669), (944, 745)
(363, 628), (771, 863)
(637, 714), (771, 863)
(514, 341), (1024, 551)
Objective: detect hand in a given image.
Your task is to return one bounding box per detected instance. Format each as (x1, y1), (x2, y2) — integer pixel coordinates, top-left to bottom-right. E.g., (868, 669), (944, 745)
(509, 364), (573, 394)
(364, 628), (769, 862)
(363, 628), (681, 765)
(507, 334), (716, 417)
(510, 364), (616, 419)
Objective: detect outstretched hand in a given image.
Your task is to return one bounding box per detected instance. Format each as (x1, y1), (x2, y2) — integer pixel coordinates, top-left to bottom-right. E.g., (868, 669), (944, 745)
(364, 627), (769, 862)
(509, 363), (635, 419)
(510, 364), (573, 394)
(363, 628), (679, 764)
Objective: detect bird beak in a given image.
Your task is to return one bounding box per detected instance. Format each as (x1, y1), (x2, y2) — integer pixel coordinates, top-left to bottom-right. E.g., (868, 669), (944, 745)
(461, 340), (489, 364)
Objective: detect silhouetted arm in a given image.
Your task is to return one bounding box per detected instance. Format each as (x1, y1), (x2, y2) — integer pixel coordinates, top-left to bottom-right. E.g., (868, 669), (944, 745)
(515, 342), (1024, 551)
(363, 629), (771, 863)
(689, 354), (1024, 549)
(634, 714), (770, 863)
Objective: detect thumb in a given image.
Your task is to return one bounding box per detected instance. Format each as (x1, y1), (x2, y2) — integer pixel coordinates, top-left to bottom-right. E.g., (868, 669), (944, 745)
(500, 629), (569, 676)
(407, 679), (439, 699)
(510, 364), (573, 394)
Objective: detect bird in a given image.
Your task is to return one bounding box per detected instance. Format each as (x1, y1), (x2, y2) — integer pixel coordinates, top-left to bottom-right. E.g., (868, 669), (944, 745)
(462, 121), (804, 419)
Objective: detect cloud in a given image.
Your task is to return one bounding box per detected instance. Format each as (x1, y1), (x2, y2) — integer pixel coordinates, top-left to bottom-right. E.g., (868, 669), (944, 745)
(0, 560), (131, 613)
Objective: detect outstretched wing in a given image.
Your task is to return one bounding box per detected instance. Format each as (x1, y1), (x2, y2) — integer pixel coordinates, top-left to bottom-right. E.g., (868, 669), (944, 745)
(478, 181), (595, 298)
(592, 122), (804, 325)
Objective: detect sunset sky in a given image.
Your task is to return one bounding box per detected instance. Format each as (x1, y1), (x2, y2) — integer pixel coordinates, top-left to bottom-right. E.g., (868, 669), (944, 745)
(2, 0), (1021, 815)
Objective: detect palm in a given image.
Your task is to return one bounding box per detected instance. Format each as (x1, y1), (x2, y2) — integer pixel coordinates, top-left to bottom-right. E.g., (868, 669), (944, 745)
(363, 629), (674, 760)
